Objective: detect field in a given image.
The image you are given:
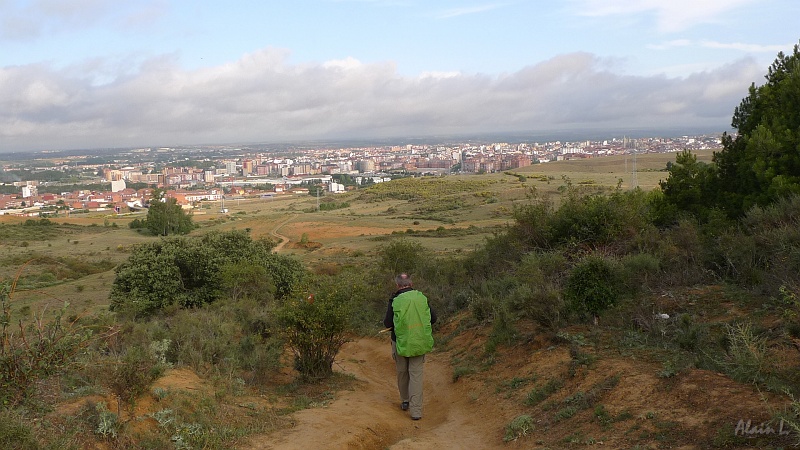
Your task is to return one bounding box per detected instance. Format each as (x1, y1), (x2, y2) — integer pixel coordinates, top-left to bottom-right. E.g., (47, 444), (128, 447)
(2, 150), (718, 330)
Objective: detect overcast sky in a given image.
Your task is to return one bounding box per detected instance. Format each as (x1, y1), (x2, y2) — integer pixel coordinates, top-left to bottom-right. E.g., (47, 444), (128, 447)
(0, 0), (797, 153)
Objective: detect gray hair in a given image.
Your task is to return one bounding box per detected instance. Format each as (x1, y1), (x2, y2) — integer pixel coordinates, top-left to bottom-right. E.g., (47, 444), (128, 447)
(394, 273), (413, 288)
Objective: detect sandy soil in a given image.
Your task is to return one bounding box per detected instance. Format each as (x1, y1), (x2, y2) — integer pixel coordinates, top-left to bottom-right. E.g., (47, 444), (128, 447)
(241, 337), (514, 450)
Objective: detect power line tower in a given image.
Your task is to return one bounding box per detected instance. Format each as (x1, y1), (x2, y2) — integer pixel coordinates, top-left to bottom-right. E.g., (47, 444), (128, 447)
(631, 139), (638, 189)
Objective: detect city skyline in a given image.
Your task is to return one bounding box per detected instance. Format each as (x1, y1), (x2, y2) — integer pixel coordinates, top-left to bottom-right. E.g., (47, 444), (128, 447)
(1, 0), (797, 153)
(0, 133), (720, 214)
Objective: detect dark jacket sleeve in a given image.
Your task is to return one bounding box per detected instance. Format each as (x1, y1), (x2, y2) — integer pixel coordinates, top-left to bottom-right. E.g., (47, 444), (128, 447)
(430, 304), (437, 325)
(383, 298), (394, 329)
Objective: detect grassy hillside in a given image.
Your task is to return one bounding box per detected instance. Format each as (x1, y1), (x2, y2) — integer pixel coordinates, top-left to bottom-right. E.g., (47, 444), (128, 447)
(8, 149), (800, 449)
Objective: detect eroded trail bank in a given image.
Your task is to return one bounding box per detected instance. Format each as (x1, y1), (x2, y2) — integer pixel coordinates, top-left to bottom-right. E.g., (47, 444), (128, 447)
(242, 337), (513, 450)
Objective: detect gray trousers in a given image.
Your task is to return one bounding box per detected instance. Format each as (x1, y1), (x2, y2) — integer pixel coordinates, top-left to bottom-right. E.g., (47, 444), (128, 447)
(391, 340), (426, 418)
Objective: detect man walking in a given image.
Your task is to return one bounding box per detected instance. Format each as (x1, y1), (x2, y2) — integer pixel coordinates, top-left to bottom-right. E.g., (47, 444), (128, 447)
(383, 273), (437, 420)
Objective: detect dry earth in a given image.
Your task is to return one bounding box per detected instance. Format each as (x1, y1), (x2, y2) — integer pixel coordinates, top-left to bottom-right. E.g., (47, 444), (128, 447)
(234, 328), (794, 450)
(241, 337), (517, 450)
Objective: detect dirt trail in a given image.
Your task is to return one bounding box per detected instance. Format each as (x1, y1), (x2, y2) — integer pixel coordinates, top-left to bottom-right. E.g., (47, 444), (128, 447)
(270, 214), (296, 252)
(242, 337), (510, 450)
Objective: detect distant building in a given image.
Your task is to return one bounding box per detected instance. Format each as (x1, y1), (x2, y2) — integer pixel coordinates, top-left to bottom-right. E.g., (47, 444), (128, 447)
(225, 161), (237, 175)
(357, 159), (375, 173)
(21, 185), (37, 198)
(111, 180), (126, 192)
(242, 160), (254, 175)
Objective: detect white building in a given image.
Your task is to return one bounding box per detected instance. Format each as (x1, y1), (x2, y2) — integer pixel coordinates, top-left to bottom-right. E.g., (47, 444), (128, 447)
(111, 180), (126, 192)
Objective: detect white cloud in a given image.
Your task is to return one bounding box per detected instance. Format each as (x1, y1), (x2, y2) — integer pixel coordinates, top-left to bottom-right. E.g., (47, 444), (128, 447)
(647, 39), (692, 51)
(419, 71), (462, 79)
(0, 0), (163, 41)
(649, 39), (791, 54)
(322, 57), (365, 70)
(574, 0), (759, 32)
(436, 3), (504, 19)
(700, 40), (794, 53)
(0, 48), (761, 151)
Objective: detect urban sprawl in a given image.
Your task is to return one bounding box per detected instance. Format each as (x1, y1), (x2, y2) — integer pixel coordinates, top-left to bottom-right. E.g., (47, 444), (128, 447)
(0, 134), (722, 216)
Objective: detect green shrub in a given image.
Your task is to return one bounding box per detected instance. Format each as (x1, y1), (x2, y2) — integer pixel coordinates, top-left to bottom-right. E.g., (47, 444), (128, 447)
(84, 401), (121, 439)
(452, 365), (476, 382)
(594, 404), (614, 429)
(658, 360), (680, 379)
(553, 405), (579, 421)
(278, 275), (363, 380)
(775, 393), (800, 447)
(504, 415), (535, 442)
(619, 252), (661, 294)
(526, 378), (563, 406)
(564, 255), (621, 320)
(485, 302), (517, 354)
(508, 282), (565, 330)
(549, 186), (651, 249)
(658, 218), (710, 286)
(673, 313), (708, 352)
(378, 238), (426, 275)
(0, 410), (39, 449)
(110, 231), (304, 318)
(152, 300), (283, 384)
(1, 283), (91, 407)
(107, 345), (164, 406)
(468, 295), (494, 322)
(219, 261), (275, 303)
(714, 322), (772, 386)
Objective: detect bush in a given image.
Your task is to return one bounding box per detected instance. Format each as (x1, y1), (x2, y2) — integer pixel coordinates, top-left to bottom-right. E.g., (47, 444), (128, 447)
(81, 401), (121, 440)
(107, 345), (164, 406)
(279, 275), (365, 380)
(1, 283), (91, 407)
(619, 252), (661, 294)
(378, 238), (426, 275)
(468, 294), (495, 323)
(110, 231), (304, 317)
(520, 285), (564, 330)
(526, 378), (563, 406)
(504, 415), (535, 442)
(714, 322), (772, 386)
(151, 300), (284, 384)
(564, 255), (621, 320)
(0, 410), (39, 449)
(549, 186), (652, 250)
(657, 217), (715, 287)
(714, 196), (800, 294)
(485, 302), (517, 353)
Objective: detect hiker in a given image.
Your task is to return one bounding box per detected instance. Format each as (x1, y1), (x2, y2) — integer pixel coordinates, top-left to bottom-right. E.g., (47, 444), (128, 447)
(383, 273), (437, 420)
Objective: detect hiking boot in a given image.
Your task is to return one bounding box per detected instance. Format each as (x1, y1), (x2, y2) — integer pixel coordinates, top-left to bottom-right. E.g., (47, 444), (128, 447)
(401, 401), (409, 411)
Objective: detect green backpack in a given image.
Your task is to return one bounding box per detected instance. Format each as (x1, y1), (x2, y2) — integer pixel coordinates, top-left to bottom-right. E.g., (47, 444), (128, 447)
(392, 290), (434, 357)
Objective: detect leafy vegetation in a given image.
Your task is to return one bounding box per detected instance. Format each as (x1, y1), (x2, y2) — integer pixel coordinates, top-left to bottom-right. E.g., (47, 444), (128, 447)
(1, 282), (93, 407)
(504, 414), (535, 442)
(279, 273), (368, 379)
(358, 177), (499, 202)
(137, 189), (196, 236)
(110, 230), (304, 317)
(660, 41), (800, 219)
